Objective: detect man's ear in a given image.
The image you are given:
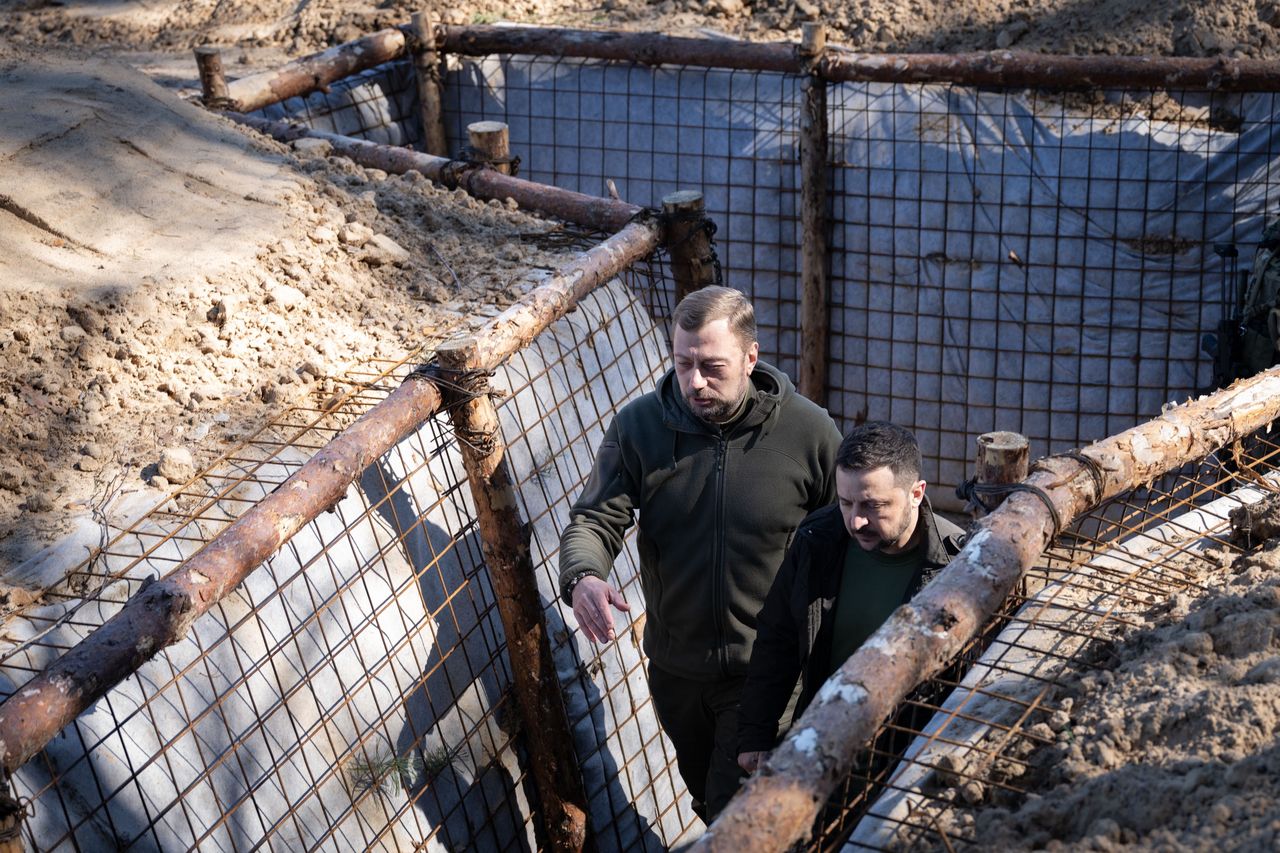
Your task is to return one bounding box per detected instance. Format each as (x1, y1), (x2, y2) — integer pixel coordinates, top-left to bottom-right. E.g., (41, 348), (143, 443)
(910, 479), (926, 508)
(745, 341), (759, 372)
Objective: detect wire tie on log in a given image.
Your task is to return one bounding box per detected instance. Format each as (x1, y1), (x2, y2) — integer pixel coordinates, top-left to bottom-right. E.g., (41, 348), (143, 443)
(955, 478), (1064, 535)
(1050, 450), (1107, 507)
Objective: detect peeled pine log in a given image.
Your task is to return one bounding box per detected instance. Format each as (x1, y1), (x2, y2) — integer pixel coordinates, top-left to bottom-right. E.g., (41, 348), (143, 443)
(699, 367), (1280, 852)
(224, 28), (408, 113)
(0, 377), (443, 775)
(225, 114), (643, 233)
(0, 207), (660, 778)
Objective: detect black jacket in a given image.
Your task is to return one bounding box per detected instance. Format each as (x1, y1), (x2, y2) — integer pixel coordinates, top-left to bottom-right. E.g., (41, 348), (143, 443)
(737, 498), (965, 753)
(558, 361), (841, 679)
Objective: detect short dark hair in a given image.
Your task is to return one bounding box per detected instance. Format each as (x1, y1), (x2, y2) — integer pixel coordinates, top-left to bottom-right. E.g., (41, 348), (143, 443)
(835, 421), (922, 486)
(672, 286), (757, 350)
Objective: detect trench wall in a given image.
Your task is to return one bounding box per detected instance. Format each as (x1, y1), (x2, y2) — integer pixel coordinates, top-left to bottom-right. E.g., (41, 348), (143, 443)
(261, 54), (1280, 510)
(2, 276), (691, 851)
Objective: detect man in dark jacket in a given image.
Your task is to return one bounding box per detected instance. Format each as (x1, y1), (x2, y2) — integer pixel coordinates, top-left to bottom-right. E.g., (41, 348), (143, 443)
(736, 421), (965, 774)
(558, 286), (841, 822)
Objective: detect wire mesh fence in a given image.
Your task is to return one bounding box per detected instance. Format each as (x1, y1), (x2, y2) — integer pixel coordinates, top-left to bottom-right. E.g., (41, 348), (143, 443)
(0, 249), (694, 850)
(261, 47), (1280, 514)
(810, 428), (1280, 851)
(19, 27), (1280, 852)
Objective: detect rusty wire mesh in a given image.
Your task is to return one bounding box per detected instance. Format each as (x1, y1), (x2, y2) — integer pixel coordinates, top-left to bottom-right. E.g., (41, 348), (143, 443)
(0, 248), (693, 850)
(798, 429), (1280, 851)
(260, 49), (1280, 517)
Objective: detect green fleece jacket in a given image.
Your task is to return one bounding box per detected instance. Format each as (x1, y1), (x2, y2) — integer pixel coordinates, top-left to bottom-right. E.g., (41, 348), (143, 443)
(558, 360), (841, 680)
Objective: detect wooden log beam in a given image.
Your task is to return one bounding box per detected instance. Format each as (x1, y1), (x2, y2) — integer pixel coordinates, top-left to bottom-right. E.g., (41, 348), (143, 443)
(409, 8), (450, 157)
(797, 23), (829, 406)
(223, 28), (408, 113)
(699, 367), (1280, 851)
(0, 205), (658, 780)
(818, 50), (1280, 91)
(224, 114), (644, 233)
(435, 338), (589, 851)
(0, 376), (444, 775)
(438, 24), (1280, 91)
(467, 219), (662, 371)
(440, 24), (802, 73)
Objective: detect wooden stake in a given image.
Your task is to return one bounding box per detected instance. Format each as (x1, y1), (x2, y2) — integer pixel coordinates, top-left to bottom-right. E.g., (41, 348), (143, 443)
(194, 46), (230, 107)
(410, 8), (450, 157)
(222, 28), (408, 113)
(435, 338), (589, 852)
(0, 791), (23, 853)
(797, 22), (829, 406)
(467, 121), (514, 175)
(971, 431), (1030, 517)
(661, 190), (717, 303)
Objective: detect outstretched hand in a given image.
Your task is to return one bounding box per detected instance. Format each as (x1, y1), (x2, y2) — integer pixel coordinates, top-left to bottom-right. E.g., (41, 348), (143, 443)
(571, 575), (631, 643)
(737, 750), (766, 774)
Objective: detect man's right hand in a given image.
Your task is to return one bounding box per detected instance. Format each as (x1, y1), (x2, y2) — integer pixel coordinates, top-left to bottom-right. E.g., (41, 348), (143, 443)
(737, 750), (765, 774)
(571, 575), (631, 643)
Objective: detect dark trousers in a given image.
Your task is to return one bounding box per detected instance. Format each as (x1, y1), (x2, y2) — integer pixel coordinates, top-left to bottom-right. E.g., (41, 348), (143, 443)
(647, 663), (748, 824)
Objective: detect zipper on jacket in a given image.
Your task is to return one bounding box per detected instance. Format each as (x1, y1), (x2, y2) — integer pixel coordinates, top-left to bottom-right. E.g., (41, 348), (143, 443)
(712, 436), (729, 676)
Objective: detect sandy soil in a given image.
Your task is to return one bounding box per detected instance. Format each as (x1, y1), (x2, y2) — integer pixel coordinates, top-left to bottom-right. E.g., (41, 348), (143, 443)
(915, 494), (1280, 851)
(0, 41), (573, 572)
(5, 0), (1280, 59)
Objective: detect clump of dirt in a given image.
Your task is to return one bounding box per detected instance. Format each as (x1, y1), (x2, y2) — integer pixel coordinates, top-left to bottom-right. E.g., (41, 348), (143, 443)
(0, 44), (575, 570)
(920, 517), (1280, 850)
(5, 0), (1280, 59)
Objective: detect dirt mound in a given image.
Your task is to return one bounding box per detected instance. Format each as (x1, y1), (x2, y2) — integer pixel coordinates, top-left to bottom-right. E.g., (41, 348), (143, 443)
(922, 526), (1280, 850)
(0, 44), (571, 570)
(4, 0), (1280, 58)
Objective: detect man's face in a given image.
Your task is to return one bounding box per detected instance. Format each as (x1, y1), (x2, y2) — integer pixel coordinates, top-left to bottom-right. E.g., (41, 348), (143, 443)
(836, 465), (926, 555)
(672, 318), (758, 423)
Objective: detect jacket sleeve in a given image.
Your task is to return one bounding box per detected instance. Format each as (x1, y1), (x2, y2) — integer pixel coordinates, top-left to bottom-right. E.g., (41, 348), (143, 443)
(811, 412), (843, 510)
(558, 417), (640, 601)
(738, 535), (808, 754)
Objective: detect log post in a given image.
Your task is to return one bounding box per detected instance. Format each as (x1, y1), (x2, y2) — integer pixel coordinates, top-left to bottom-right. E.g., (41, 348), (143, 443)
(466, 121), (515, 175)
(0, 791), (23, 853)
(194, 46), (231, 108)
(410, 8), (450, 157)
(797, 22), (829, 406)
(661, 190), (718, 303)
(434, 338), (589, 852)
(971, 431), (1030, 517)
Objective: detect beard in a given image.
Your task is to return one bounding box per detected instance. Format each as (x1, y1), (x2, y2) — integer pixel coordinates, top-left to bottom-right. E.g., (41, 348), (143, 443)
(686, 391), (739, 423)
(853, 510), (915, 552)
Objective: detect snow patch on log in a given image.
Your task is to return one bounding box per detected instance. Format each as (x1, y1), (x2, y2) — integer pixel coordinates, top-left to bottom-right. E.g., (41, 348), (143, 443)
(792, 727), (820, 757)
(960, 528), (1000, 581)
(814, 675), (868, 707)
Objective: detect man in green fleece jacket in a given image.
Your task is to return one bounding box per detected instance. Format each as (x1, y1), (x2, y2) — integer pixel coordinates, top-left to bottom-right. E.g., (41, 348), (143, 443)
(558, 286), (841, 823)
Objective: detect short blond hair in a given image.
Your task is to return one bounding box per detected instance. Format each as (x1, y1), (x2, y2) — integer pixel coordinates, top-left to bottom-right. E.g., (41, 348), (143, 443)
(672, 286), (757, 350)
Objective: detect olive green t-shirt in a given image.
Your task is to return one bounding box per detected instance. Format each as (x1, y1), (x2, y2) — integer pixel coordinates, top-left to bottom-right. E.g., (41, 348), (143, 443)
(827, 543), (923, 675)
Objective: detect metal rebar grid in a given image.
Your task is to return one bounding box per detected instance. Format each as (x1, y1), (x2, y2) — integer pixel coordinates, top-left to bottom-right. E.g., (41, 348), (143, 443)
(257, 41), (1280, 516)
(0, 247), (693, 849)
(3, 351), (540, 851)
(796, 432), (1280, 851)
(253, 60), (422, 148)
(442, 54), (807, 382)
